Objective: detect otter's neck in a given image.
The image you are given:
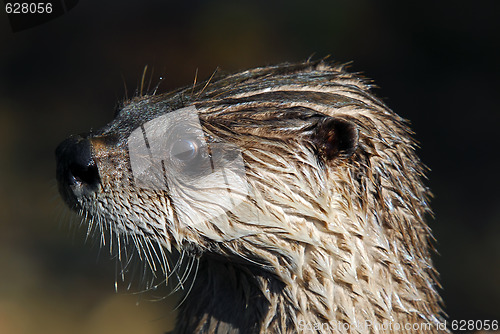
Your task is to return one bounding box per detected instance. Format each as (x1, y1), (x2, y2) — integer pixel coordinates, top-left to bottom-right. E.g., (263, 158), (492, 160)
(173, 257), (293, 334)
(172, 244), (447, 334)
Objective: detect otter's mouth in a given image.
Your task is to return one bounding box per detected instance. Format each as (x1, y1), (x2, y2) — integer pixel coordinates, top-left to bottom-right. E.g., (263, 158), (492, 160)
(54, 105), (260, 283)
(55, 134), (101, 211)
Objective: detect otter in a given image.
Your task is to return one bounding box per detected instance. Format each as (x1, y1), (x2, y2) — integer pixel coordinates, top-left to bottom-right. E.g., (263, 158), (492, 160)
(55, 60), (448, 333)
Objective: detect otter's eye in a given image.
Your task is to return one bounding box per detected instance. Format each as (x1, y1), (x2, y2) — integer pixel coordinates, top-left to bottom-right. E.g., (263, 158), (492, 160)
(171, 138), (200, 162)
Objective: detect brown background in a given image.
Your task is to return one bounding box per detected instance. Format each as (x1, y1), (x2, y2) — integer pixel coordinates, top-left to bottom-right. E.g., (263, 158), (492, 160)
(0, 1), (499, 333)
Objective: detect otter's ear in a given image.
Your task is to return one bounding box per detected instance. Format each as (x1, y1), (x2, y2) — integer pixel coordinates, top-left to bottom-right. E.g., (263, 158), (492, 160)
(312, 117), (359, 160)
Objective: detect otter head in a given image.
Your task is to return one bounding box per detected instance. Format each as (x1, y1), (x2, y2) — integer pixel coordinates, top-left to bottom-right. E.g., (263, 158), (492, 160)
(56, 61), (446, 333)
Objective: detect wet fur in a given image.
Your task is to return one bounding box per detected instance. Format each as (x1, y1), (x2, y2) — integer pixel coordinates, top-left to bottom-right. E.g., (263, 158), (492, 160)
(60, 61), (447, 333)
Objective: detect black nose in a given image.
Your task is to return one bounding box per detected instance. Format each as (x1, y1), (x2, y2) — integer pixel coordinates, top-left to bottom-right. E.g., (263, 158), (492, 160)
(55, 135), (100, 209)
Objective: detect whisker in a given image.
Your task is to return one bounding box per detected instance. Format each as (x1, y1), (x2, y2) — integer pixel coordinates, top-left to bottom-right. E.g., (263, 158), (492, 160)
(190, 67), (198, 97)
(147, 66), (154, 94)
(140, 65), (148, 97)
(121, 73), (129, 101)
(197, 67), (218, 98)
(152, 76), (164, 95)
(173, 257), (199, 310)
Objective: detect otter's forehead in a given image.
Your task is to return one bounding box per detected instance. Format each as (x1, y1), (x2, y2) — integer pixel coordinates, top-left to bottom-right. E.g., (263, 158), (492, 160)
(94, 60), (380, 147)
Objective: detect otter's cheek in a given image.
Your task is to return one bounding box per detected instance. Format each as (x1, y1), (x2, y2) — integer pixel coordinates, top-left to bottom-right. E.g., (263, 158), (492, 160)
(126, 106), (257, 239)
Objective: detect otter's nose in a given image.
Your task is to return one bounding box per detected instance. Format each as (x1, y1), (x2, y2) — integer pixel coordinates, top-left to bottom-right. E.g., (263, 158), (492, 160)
(55, 135), (100, 209)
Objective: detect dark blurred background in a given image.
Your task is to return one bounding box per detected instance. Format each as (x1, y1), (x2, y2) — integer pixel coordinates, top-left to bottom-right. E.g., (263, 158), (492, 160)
(0, 1), (499, 333)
